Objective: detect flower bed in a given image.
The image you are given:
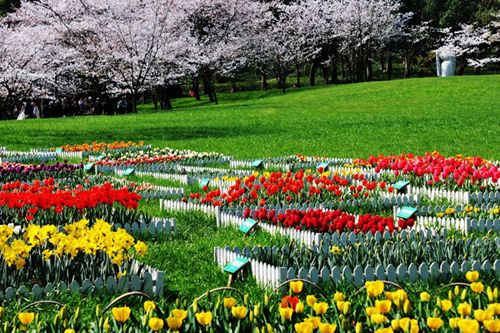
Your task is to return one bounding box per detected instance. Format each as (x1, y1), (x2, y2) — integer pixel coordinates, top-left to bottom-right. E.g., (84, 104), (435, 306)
(0, 219), (147, 291)
(0, 161), (83, 183)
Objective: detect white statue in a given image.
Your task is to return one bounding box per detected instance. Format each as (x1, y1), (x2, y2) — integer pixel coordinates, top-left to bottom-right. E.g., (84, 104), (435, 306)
(436, 50), (456, 77)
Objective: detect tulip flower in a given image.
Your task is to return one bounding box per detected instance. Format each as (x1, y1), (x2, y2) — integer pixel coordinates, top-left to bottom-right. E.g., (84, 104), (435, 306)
(306, 295), (317, 307)
(474, 309), (494, 322)
(441, 300), (453, 312)
(466, 271), (479, 282)
(458, 319), (480, 333)
(232, 306), (247, 319)
(280, 307), (294, 320)
(420, 292), (430, 302)
(375, 300), (392, 314)
(319, 323), (337, 333)
(290, 281), (304, 293)
(195, 312), (212, 326)
(365, 281), (384, 297)
(371, 314), (388, 325)
(313, 302), (328, 315)
(149, 318), (164, 331)
(18, 312), (35, 325)
(112, 307), (131, 322)
(304, 316), (321, 329)
(458, 303), (472, 317)
(375, 328), (394, 333)
(167, 316), (182, 329)
(224, 297), (237, 309)
(471, 282), (484, 294)
(295, 321), (314, 333)
(143, 301), (155, 312)
(484, 319), (500, 333)
(171, 309), (188, 320)
(426, 317), (443, 330)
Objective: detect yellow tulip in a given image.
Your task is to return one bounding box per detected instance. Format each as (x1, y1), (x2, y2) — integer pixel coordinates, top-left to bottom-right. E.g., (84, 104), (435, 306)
(171, 309), (188, 320)
(306, 295), (317, 307)
(319, 323), (337, 333)
(313, 302), (328, 315)
(18, 312), (35, 325)
(427, 317), (443, 330)
(0, 307), (5, 320)
(399, 318), (411, 332)
(385, 292), (396, 301)
(470, 282), (484, 294)
(375, 328), (394, 333)
(149, 318), (164, 331)
(64, 329), (76, 333)
(375, 300), (392, 314)
(365, 281), (384, 297)
(334, 292), (345, 302)
(296, 302), (305, 314)
(290, 281), (304, 294)
(458, 319), (480, 333)
(232, 306), (247, 319)
(355, 323), (363, 333)
(441, 300), (453, 312)
(403, 300), (411, 314)
(112, 307), (131, 322)
(304, 316), (321, 329)
(117, 271), (126, 279)
(280, 307), (293, 320)
(466, 271), (479, 282)
(167, 316), (182, 329)
(295, 321), (314, 333)
(484, 319), (500, 333)
(391, 319), (400, 331)
(195, 311), (212, 326)
(488, 303), (500, 315)
(458, 303), (472, 317)
(371, 314), (388, 325)
(366, 307), (381, 317)
(449, 318), (460, 329)
(474, 309), (494, 322)
(410, 323), (419, 333)
(144, 301), (156, 312)
(420, 292), (430, 302)
(224, 297), (237, 309)
(342, 301), (352, 315)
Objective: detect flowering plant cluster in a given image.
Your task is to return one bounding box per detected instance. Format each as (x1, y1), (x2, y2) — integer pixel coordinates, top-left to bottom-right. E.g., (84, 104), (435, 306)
(0, 218), (147, 291)
(190, 171), (398, 209)
(0, 182), (142, 225)
(0, 161), (83, 183)
(53, 141), (145, 152)
(243, 208), (413, 233)
(353, 152), (500, 191)
(92, 147), (225, 166)
(1, 272), (499, 333)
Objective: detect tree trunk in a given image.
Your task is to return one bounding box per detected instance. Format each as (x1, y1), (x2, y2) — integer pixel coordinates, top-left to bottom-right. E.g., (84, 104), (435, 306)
(458, 56), (466, 75)
(309, 60), (317, 86)
(132, 93), (137, 113)
(474, 66), (481, 75)
(165, 86), (173, 110)
(366, 56), (373, 82)
(192, 77), (201, 101)
(322, 66), (329, 85)
(261, 73), (267, 90)
(386, 52), (393, 80)
(231, 77), (237, 93)
(404, 58), (412, 78)
(380, 51), (386, 72)
(152, 89), (158, 111)
(212, 85), (218, 105)
(340, 56), (346, 80)
(331, 61), (339, 84)
(296, 63), (301, 87)
(203, 75), (209, 95)
(356, 58), (364, 82)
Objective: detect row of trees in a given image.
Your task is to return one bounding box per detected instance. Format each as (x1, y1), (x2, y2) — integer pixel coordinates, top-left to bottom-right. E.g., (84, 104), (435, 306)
(0, 0), (499, 118)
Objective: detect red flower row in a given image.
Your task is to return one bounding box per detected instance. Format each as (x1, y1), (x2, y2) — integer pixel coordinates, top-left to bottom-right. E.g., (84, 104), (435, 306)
(0, 182), (141, 211)
(244, 208), (414, 234)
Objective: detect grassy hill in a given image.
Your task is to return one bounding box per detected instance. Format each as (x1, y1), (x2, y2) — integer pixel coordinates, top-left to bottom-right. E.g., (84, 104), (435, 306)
(3, 75), (500, 159)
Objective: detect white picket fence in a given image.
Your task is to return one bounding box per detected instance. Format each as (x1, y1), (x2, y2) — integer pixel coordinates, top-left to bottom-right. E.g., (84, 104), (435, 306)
(160, 199), (217, 215)
(137, 187), (185, 199)
(416, 216), (500, 234)
(214, 246), (500, 288)
(0, 151), (57, 163)
(0, 262), (164, 301)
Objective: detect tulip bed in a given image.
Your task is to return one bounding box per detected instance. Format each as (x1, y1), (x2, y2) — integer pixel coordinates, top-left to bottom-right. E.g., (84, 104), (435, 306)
(1, 146), (500, 333)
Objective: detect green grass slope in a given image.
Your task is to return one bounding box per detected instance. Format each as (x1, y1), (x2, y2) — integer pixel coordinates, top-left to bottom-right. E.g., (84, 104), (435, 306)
(2, 75), (500, 159)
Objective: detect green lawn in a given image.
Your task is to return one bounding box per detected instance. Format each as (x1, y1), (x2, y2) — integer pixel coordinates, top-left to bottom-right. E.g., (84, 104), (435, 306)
(3, 75), (500, 159)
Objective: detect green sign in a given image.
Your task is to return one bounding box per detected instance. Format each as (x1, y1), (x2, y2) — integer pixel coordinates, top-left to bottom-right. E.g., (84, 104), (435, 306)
(224, 257), (250, 274)
(251, 160), (263, 168)
(393, 181), (410, 190)
(199, 179), (210, 189)
(397, 206), (418, 219)
(84, 163), (94, 171)
(55, 148), (63, 152)
(239, 218), (258, 234)
(123, 168), (135, 176)
(317, 162), (330, 171)
(95, 155), (105, 161)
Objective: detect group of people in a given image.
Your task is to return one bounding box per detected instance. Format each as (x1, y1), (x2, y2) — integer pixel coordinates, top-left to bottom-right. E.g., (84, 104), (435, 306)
(17, 96), (134, 120)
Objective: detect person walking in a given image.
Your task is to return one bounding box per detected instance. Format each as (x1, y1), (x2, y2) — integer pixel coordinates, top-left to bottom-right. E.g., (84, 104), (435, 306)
(32, 101), (40, 118)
